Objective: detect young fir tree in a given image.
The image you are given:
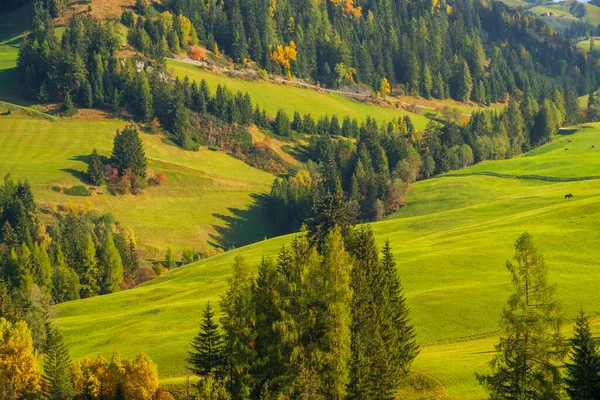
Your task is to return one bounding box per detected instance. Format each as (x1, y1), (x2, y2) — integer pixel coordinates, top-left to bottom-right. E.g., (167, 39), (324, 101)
(42, 325), (74, 400)
(381, 240), (419, 373)
(165, 247), (175, 269)
(304, 227), (353, 400)
(565, 310), (600, 399)
(87, 149), (105, 186)
(100, 232), (123, 294)
(134, 71), (153, 123)
(80, 234), (99, 298)
(188, 301), (225, 378)
(111, 125), (147, 179)
(477, 233), (566, 399)
(221, 255), (256, 398)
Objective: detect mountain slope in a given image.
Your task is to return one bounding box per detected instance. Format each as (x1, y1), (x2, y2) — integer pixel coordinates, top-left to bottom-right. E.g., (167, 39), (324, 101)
(54, 123), (600, 398)
(0, 108), (275, 258)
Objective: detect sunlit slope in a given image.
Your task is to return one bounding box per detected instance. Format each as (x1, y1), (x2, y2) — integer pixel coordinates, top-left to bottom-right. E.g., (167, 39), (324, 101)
(55, 124), (600, 398)
(167, 60), (430, 131)
(452, 124), (600, 178)
(0, 112), (274, 256)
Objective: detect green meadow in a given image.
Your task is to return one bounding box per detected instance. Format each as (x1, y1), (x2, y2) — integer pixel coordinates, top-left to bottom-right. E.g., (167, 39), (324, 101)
(167, 60), (430, 131)
(0, 110), (275, 258)
(55, 123), (600, 398)
(451, 124), (600, 178)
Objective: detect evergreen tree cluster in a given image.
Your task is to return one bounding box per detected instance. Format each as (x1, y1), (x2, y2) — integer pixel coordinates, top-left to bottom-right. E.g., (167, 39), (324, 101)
(188, 226), (418, 399)
(0, 174), (139, 308)
(158, 0), (596, 99)
(268, 88), (578, 233)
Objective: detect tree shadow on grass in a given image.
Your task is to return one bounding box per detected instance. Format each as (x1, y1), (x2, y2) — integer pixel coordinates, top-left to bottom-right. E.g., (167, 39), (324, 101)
(210, 193), (279, 250)
(59, 154), (101, 184)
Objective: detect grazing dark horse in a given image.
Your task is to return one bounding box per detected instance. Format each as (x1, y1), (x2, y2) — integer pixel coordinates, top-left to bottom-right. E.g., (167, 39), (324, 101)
(568, 139), (572, 143)
(592, 146), (596, 149)
(565, 148), (569, 151)
(565, 193), (573, 199)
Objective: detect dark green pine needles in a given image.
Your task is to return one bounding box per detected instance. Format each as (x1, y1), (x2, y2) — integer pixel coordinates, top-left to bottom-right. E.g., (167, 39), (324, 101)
(187, 301), (225, 377)
(565, 310), (600, 400)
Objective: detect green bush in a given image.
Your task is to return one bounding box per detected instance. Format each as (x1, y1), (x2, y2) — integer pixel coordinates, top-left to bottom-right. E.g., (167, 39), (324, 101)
(51, 186), (62, 192)
(63, 185), (91, 197)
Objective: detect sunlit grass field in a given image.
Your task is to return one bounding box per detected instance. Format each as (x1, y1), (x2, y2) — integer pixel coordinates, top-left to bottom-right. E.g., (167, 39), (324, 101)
(0, 111), (274, 258)
(55, 123), (600, 398)
(451, 124), (600, 178)
(167, 60), (431, 131)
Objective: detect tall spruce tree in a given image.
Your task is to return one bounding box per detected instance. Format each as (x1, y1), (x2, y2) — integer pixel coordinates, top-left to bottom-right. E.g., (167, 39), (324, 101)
(565, 310), (600, 399)
(381, 239), (419, 378)
(477, 233), (566, 399)
(188, 301), (226, 378)
(42, 324), (74, 400)
(304, 227), (353, 400)
(100, 232), (123, 294)
(111, 125), (147, 179)
(87, 149), (105, 186)
(221, 255), (256, 398)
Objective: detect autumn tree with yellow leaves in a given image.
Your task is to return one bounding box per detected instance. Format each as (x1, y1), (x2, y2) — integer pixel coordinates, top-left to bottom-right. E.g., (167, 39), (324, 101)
(71, 353), (160, 400)
(269, 41), (297, 75)
(0, 318), (41, 400)
(330, 0), (362, 17)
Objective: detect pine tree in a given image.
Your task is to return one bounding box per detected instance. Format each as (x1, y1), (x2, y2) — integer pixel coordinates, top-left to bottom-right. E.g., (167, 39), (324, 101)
(81, 79), (93, 108)
(87, 149), (105, 186)
(423, 64), (433, 99)
(111, 125), (147, 178)
(61, 92), (75, 114)
(100, 232), (123, 294)
(134, 72), (153, 123)
(165, 247), (175, 269)
(274, 109), (291, 137)
(172, 98), (190, 149)
(188, 302), (226, 378)
(81, 234), (99, 298)
(52, 246), (80, 303)
(221, 255), (255, 398)
(477, 233), (566, 399)
(42, 325), (74, 400)
(565, 310), (600, 399)
(381, 240), (419, 374)
(453, 60), (473, 102)
(307, 192), (356, 250)
(305, 227), (353, 400)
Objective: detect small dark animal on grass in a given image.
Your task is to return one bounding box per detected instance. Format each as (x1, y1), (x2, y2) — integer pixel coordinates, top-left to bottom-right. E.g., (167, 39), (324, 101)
(592, 146), (596, 149)
(565, 193), (573, 199)
(564, 148), (569, 151)
(568, 140), (572, 143)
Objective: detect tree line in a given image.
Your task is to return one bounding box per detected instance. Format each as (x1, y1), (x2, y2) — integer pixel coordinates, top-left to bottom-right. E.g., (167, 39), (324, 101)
(267, 86), (579, 235)
(159, 0), (596, 100)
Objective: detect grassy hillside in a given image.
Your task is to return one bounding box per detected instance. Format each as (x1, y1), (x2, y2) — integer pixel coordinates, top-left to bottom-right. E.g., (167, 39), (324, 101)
(530, 1), (600, 30)
(167, 60), (431, 131)
(451, 124), (600, 178)
(55, 123), (600, 398)
(0, 109), (275, 258)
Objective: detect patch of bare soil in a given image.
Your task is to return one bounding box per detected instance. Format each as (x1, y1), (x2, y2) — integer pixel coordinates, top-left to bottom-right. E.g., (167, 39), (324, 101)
(58, 0), (136, 25)
(247, 125), (300, 166)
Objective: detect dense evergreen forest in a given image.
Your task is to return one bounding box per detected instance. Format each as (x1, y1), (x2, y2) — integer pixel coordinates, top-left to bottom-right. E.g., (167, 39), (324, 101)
(163, 0), (597, 99)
